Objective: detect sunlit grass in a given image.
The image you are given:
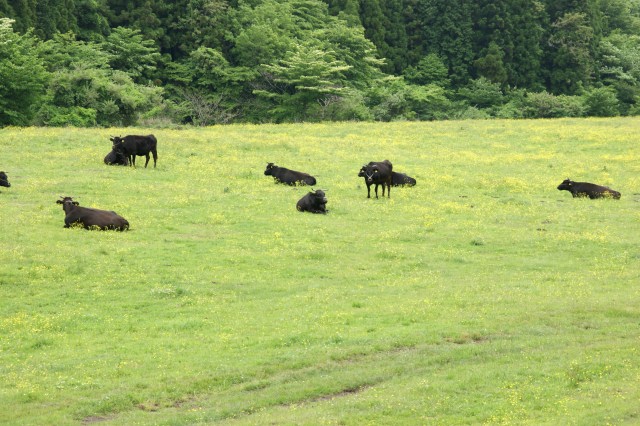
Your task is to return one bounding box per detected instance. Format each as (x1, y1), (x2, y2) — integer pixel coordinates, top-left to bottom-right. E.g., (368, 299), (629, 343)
(1, 118), (639, 425)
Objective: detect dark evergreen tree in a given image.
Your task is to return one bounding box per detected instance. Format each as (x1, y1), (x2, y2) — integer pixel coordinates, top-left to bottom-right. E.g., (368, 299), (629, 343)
(412, 0), (474, 86)
(378, 0), (408, 74)
(547, 12), (597, 93)
(472, 0), (545, 90)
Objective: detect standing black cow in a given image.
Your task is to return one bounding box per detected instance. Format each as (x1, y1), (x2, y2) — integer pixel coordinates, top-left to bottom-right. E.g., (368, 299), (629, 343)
(296, 189), (328, 214)
(110, 135), (158, 168)
(264, 163), (317, 186)
(391, 172), (416, 187)
(103, 147), (129, 166)
(56, 196), (130, 230)
(0, 171), (10, 189)
(557, 179), (621, 199)
(358, 160), (393, 198)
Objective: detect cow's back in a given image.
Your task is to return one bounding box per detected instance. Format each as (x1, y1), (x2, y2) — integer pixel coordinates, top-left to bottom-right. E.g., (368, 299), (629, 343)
(124, 135), (157, 154)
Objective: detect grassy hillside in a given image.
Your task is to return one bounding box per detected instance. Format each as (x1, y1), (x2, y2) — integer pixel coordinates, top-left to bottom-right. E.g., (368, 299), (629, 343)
(1, 118), (639, 425)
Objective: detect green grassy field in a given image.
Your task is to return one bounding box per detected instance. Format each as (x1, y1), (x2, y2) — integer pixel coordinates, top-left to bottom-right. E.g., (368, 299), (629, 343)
(1, 118), (639, 425)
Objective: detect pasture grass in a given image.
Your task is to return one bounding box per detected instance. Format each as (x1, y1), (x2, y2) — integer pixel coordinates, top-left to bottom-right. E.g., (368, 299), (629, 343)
(1, 118), (639, 425)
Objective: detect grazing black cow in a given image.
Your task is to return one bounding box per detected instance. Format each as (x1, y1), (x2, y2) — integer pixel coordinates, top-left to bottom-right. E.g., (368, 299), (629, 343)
(391, 172), (416, 187)
(264, 163), (316, 186)
(557, 179), (621, 199)
(103, 148), (129, 166)
(296, 189), (328, 214)
(358, 160), (393, 198)
(0, 171), (10, 188)
(56, 196), (130, 230)
(110, 135), (158, 168)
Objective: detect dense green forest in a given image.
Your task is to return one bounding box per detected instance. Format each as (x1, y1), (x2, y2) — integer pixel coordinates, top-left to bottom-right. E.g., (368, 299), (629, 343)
(1, 0), (640, 126)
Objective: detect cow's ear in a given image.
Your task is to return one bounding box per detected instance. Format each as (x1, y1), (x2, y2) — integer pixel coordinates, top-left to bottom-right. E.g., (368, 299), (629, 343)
(73, 201), (79, 205)
(56, 200), (63, 204)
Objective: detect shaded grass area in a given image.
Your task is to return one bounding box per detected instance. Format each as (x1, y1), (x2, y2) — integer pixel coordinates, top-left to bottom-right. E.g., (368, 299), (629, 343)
(1, 118), (639, 424)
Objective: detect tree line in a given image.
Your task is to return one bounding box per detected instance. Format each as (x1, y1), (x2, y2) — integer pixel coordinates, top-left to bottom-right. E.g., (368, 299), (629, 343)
(1, 0), (639, 127)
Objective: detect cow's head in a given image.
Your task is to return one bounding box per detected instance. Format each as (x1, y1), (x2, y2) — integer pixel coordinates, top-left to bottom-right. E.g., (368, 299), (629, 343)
(110, 136), (125, 151)
(557, 179), (573, 191)
(311, 189), (327, 205)
(361, 164), (380, 183)
(0, 171), (10, 188)
(56, 196), (79, 211)
(264, 162), (277, 176)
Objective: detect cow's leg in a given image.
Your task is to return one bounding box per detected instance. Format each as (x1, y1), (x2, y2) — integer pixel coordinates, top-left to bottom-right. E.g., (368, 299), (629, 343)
(367, 184), (371, 198)
(374, 184), (379, 199)
(387, 182), (391, 198)
(144, 154), (150, 168)
(129, 155), (135, 167)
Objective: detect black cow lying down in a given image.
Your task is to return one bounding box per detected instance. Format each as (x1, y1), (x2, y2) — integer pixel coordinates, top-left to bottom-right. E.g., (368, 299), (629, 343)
(264, 163), (316, 186)
(56, 196), (130, 230)
(391, 172), (416, 187)
(297, 189), (328, 214)
(557, 179), (621, 199)
(110, 134), (157, 168)
(103, 148), (129, 166)
(0, 171), (10, 188)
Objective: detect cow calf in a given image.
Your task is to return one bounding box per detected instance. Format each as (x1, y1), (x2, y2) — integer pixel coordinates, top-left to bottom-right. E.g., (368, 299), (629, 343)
(557, 179), (621, 199)
(104, 148), (129, 166)
(296, 189), (328, 214)
(391, 172), (416, 187)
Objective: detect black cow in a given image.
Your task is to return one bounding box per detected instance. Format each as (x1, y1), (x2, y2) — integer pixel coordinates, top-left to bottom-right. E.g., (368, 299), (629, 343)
(0, 171), (10, 188)
(296, 189), (328, 214)
(110, 135), (158, 168)
(557, 179), (621, 199)
(103, 148), (129, 166)
(391, 172), (416, 187)
(358, 160), (393, 198)
(264, 163), (316, 186)
(56, 196), (130, 230)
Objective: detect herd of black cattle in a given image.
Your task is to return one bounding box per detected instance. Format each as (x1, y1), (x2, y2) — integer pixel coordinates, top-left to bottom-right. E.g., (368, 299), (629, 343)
(0, 133), (622, 231)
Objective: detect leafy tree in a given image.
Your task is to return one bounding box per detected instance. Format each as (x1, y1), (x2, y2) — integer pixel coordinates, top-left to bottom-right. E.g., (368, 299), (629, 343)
(255, 43), (352, 121)
(403, 53), (450, 87)
(36, 31), (162, 126)
(599, 32), (640, 113)
(230, 0), (298, 67)
(457, 77), (504, 109)
(0, 18), (48, 126)
(165, 46), (251, 124)
(101, 27), (161, 83)
(320, 18), (384, 88)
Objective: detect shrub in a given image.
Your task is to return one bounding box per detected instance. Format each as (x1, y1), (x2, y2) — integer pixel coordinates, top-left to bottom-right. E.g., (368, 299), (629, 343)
(582, 86), (620, 116)
(521, 91), (585, 118)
